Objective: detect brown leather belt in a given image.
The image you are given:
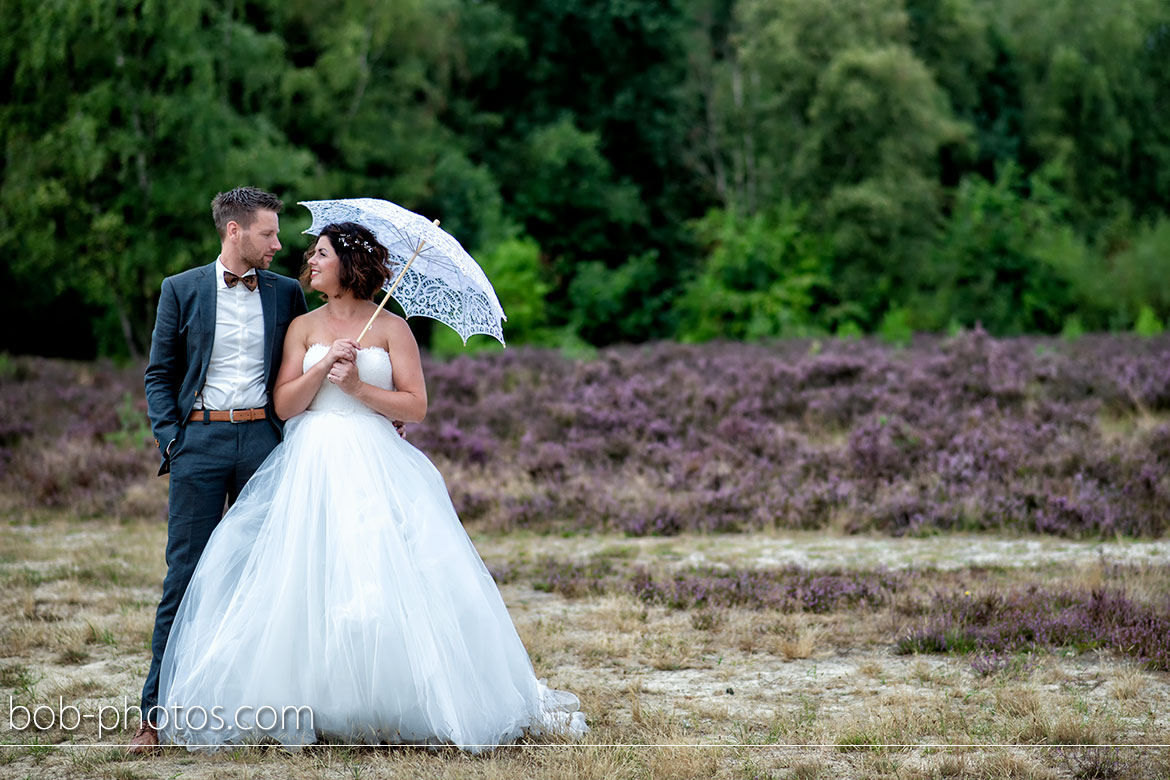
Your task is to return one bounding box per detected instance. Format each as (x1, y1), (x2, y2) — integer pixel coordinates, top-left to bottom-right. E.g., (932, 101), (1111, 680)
(188, 407), (267, 423)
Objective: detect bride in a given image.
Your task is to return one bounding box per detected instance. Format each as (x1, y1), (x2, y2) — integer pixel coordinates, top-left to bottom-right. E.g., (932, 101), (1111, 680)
(156, 222), (587, 751)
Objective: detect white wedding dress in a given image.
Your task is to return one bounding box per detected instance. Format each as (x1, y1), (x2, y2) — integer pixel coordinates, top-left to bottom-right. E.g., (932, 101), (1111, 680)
(157, 344), (586, 751)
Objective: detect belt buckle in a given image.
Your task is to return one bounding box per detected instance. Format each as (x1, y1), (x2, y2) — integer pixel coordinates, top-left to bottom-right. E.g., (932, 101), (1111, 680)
(229, 409), (240, 423)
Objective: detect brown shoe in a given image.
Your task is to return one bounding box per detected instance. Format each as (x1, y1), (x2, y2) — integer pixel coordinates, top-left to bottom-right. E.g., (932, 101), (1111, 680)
(127, 721), (159, 754)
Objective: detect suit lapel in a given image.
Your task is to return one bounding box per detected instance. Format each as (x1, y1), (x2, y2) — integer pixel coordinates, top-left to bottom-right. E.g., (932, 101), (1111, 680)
(259, 270), (276, 380)
(198, 263), (217, 385)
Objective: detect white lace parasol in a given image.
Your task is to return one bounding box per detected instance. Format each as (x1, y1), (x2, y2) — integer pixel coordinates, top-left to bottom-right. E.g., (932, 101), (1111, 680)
(299, 198), (507, 345)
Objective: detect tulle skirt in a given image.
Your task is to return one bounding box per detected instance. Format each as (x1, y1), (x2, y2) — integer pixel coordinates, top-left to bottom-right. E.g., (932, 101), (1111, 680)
(157, 408), (586, 751)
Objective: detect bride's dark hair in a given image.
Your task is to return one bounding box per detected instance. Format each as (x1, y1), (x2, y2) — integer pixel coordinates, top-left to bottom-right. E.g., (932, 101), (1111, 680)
(301, 222), (391, 300)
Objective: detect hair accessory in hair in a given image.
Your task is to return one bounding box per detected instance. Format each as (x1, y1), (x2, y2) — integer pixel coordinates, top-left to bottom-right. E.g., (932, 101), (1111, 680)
(336, 232), (374, 252)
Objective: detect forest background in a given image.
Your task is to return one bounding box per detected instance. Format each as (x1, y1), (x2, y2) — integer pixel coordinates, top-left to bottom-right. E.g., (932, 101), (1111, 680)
(3, 0), (1170, 359)
(4, 4), (1170, 774)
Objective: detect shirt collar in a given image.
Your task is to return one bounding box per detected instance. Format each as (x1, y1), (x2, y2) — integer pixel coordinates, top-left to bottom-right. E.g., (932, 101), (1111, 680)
(215, 256), (258, 291)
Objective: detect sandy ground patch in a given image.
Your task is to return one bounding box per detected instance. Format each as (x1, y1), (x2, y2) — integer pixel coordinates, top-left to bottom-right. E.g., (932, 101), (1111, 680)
(473, 528), (1170, 571)
(2, 519), (1168, 779)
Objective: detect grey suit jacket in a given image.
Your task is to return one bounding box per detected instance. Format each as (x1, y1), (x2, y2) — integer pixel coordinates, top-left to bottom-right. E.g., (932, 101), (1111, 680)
(144, 261), (309, 476)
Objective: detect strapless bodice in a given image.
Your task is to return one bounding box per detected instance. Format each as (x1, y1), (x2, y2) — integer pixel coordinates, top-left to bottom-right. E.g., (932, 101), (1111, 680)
(303, 344), (394, 414)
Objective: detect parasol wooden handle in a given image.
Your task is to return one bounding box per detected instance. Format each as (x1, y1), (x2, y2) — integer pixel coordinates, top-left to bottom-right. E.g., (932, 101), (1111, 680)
(357, 219), (439, 345)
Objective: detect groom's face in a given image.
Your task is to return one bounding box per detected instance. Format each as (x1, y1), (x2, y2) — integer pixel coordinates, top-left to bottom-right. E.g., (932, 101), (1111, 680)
(236, 209), (282, 271)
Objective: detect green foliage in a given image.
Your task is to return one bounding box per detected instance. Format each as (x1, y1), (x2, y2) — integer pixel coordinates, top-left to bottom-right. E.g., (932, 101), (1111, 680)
(714, 0), (912, 212)
(983, 0), (1170, 225)
(836, 321), (865, 340)
(1134, 306), (1165, 338)
(799, 46), (967, 324)
(1, 0), (315, 356)
(796, 46), (966, 195)
(500, 117), (645, 267)
(676, 205), (831, 341)
(904, 0), (994, 116)
(427, 154), (511, 256)
(568, 250), (673, 345)
(492, 0), (696, 243)
(1060, 315), (1085, 342)
(1025, 212), (1170, 333)
(701, 0), (971, 326)
(917, 163), (1080, 334)
(105, 392), (153, 449)
(1107, 218), (1170, 328)
(877, 306), (914, 346)
(3, 0), (1170, 356)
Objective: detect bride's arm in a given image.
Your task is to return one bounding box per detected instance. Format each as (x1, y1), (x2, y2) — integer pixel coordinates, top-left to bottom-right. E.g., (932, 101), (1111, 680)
(273, 318), (357, 420)
(342, 315), (427, 423)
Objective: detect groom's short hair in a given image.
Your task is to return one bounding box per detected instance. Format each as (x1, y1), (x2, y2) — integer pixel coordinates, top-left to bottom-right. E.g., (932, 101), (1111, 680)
(212, 187), (284, 238)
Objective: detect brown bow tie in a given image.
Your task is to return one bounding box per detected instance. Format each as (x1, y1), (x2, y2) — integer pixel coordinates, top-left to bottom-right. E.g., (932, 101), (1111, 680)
(224, 270), (258, 291)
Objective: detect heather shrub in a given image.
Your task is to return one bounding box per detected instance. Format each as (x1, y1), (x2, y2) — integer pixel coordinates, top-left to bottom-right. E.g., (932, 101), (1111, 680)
(628, 566), (903, 613)
(530, 557), (616, 598)
(414, 332), (1170, 537)
(898, 586), (1170, 670)
(0, 356), (158, 516)
(9, 436), (151, 514)
(514, 558), (904, 613)
(5, 332), (1170, 535)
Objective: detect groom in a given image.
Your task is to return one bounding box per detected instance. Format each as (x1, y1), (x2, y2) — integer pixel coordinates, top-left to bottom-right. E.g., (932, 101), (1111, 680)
(131, 187), (308, 752)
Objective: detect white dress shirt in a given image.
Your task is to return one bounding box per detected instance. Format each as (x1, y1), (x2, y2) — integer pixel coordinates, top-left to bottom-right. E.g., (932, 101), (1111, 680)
(197, 257), (267, 411)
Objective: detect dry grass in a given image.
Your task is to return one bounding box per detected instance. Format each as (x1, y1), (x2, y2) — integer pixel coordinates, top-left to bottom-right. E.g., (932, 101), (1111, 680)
(1109, 665), (1146, 702)
(2, 519), (1170, 779)
(994, 687), (1042, 722)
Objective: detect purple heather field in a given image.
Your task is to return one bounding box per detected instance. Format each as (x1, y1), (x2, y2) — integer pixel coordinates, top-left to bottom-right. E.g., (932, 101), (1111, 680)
(2, 329), (1169, 537)
(3, 332), (1170, 715)
(418, 331), (1170, 538)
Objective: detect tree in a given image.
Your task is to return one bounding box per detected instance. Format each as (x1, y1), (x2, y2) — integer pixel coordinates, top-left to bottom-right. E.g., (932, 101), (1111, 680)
(0, 0), (313, 357)
(795, 46), (967, 324)
(481, 0), (707, 341)
(676, 203), (832, 340)
(686, 0), (966, 325)
(919, 164), (1081, 334)
(698, 0), (910, 211)
(983, 0), (1170, 225)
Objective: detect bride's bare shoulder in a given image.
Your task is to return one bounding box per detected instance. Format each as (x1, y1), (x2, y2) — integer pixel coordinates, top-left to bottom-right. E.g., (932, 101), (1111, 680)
(290, 306), (327, 328)
(387, 313), (418, 345)
(363, 309), (412, 351)
(286, 308), (335, 350)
